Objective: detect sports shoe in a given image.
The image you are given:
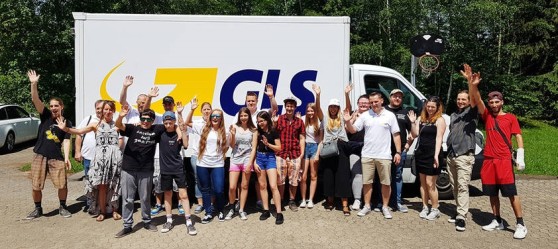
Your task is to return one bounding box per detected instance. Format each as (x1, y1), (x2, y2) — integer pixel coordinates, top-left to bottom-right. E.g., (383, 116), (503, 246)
(419, 206), (429, 219)
(161, 222), (173, 233)
(187, 223), (198, 235)
(114, 227), (133, 238)
(448, 215), (456, 223)
(59, 206), (72, 218)
(275, 213), (284, 225)
(143, 222), (158, 232)
(234, 201), (240, 213)
(482, 219), (504, 231)
(194, 205), (204, 214)
(455, 218), (466, 232)
(178, 204), (185, 215)
(513, 224), (528, 239)
(26, 207), (43, 220)
(299, 199), (307, 208)
(225, 209), (234, 220)
(350, 199), (361, 211)
(288, 200), (298, 212)
(201, 214), (213, 224)
(357, 206), (371, 217)
(239, 211), (248, 220)
(259, 210), (271, 220)
(218, 212), (225, 222)
(373, 203), (382, 212)
(307, 200), (314, 209)
(151, 204), (163, 215)
(426, 208), (440, 221)
(382, 207), (393, 219)
(397, 203), (409, 213)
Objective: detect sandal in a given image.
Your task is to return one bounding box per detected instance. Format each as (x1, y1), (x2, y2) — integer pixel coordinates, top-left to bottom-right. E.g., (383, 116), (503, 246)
(113, 212), (122, 220)
(343, 206), (350, 216)
(96, 213), (105, 222)
(325, 202), (334, 211)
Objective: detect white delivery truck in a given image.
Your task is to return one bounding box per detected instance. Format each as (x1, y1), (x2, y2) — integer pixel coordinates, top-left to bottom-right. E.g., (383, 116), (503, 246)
(73, 13), (482, 198)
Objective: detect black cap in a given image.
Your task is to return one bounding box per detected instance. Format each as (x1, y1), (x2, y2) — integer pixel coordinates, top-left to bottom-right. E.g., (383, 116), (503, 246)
(162, 96), (174, 104)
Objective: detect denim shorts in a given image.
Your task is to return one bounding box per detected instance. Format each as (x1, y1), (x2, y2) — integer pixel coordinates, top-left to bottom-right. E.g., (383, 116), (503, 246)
(305, 143), (319, 159)
(256, 152), (277, 170)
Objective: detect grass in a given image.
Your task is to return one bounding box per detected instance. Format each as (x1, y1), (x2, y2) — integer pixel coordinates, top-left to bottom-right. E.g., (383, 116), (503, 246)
(20, 157), (84, 174)
(516, 118), (558, 176)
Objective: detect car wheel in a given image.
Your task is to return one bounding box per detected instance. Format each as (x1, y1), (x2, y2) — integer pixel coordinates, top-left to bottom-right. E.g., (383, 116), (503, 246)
(3, 132), (15, 152)
(436, 169), (454, 200)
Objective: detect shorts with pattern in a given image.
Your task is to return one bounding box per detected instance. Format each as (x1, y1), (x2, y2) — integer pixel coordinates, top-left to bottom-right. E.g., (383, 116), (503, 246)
(276, 156), (302, 186)
(31, 154), (67, 190)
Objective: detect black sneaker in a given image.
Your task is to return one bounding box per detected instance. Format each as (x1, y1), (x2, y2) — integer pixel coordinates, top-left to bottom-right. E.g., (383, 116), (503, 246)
(259, 210), (271, 221)
(448, 215), (456, 223)
(25, 207), (43, 220)
(201, 214), (213, 224)
(59, 206), (72, 218)
(161, 222), (173, 233)
(456, 218), (466, 232)
(288, 200), (298, 212)
(218, 212), (225, 222)
(275, 213), (284, 225)
(143, 222), (158, 232)
(115, 227), (133, 238)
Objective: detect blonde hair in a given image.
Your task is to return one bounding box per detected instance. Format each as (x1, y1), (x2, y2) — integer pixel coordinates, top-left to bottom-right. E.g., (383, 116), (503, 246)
(198, 109), (227, 160)
(305, 103), (320, 138)
(326, 106), (341, 132)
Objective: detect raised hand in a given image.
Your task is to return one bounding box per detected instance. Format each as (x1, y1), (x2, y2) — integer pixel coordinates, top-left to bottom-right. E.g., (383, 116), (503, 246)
(460, 64), (472, 82)
(261, 135), (269, 146)
(56, 117), (67, 131)
(264, 84), (274, 98)
(312, 83), (321, 95)
(123, 75), (134, 87)
(229, 125), (236, 136)
(295, 111), (301, 119)
(176, 101), (184, 114)
(471, 72), (482, 86)
(344, 83), (353, 94)
(120, 104), (130, 117)
(190, 96), (198, 110)
(343, 109), (352, 122)
(148, 86), (159, 98)
(27, 70), (40, 84)
(407, 110), (417, 123)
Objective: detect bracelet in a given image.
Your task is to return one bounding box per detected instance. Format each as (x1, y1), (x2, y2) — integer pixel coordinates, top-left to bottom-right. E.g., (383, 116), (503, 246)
(395, 152), (401, 155)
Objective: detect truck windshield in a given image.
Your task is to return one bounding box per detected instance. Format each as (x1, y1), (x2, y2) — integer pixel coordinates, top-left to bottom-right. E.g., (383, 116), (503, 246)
(363, 75), (423, 112)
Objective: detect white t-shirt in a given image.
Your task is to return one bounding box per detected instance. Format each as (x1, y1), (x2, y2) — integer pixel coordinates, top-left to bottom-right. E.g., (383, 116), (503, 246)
(188, 119), (206, 156)
(77, 115), (100, 160)
(352, 108), (400, 160)
(305, 121), (323, 144)
(191, 124), (228, 168)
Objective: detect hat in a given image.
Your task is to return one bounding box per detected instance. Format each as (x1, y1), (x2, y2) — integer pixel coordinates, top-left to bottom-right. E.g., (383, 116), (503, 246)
(328, 99), (341, 106)
(283, 96), (298, 106)
(390, 89), (404, 96)
(488, 91), (503, 101)
(162, 96), (175, 104)
(163, 111), (176, 121)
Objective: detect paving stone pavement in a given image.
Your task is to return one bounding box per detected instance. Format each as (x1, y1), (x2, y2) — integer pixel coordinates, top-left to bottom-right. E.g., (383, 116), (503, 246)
(1, 146), (557, 248)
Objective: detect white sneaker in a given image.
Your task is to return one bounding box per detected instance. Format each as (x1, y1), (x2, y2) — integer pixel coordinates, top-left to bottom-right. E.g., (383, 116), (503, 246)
(357, 206), (371, 217)
(419, 206), (429, 219)
(482, 219), (505, 231)
(239, 211), (248, 221)
(299, 199), (307, 208)
(513, 224), (527, 239)
(350, 199), (361, 211)
(426, 208), (440, 221)
(382, 207), (393, 219)
(307, 200), (314, 209)
(225, 209), (234, 220)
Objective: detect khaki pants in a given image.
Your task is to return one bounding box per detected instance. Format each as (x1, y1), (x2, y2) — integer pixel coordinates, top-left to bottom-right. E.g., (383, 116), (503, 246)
(447, 153), (474, 218)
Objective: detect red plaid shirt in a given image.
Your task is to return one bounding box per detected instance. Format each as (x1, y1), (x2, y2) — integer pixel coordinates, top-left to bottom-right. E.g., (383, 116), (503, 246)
(276, 114), (305, 159)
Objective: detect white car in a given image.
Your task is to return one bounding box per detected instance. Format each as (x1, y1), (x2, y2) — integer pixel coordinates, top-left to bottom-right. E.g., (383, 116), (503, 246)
(0, 104), (40, 152)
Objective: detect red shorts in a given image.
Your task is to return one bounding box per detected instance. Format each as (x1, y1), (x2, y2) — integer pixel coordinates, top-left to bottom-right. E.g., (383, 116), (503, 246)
(481, 158), (517, 197)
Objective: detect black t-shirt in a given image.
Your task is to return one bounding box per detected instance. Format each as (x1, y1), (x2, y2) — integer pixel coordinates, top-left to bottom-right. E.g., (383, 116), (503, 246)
(384, 105), (412, 154)
(33, 107), (72, 160)
(121, 124), (165, 172)
(159, 131), (184, 175)
(257, 129), (279, 153)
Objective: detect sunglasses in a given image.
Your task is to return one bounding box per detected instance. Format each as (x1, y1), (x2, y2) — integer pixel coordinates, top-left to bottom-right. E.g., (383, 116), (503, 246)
(210, 114), (222, 119)
(140, 117), (154, 122)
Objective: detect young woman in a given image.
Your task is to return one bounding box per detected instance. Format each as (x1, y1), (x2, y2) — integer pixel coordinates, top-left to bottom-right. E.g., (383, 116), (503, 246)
(250, 111), (284, 224)
(226, 107), (258, 220)
(58, 100), (122, 221)
(191, 108), (229, 223)
(409, 96), (446, 221)
(299, 102), (322, 209)
(314, 84), (352, 216)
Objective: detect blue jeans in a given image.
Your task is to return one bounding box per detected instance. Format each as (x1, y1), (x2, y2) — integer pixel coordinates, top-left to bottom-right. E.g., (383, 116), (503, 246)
(390, 151), (406, 206)
(190, 156), (203, 199)
(197, 166), (225, 215)
(83, 159), (91, 178)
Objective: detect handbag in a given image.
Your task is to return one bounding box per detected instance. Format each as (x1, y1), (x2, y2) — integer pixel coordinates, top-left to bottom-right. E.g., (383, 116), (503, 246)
(410, 125), (426, 176)
(320, 139), (339, 158)
(491, 115), (518, 166)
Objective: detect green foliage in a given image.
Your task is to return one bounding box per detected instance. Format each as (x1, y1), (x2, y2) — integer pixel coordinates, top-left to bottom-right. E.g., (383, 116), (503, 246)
(515, 118), (558, 176)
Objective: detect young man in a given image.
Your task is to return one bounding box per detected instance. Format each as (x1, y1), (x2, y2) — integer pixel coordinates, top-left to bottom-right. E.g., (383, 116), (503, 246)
(275, 96), (305, 211)
(345, 92), (401, 219)
(445, 64), (480, 231)
(158, 111), (197, 235)
(468, 66), (528, 239)
(25, 70), (73, 220)
(114, 106), (165, 238)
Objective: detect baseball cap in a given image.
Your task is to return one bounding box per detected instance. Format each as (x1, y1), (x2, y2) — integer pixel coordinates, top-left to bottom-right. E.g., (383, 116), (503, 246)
(162, 96), (175, 104)
(163, 111), (176, 121)
(283, 96), (298, 106)
(488, 91), (503, 101)
(390, 89), (404, 96)
(328, 99), (341, 106)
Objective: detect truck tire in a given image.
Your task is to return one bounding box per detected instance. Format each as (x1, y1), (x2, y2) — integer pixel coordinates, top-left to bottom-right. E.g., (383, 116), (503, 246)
(2, 132), (15, 153)
(436, 169), (454, 199)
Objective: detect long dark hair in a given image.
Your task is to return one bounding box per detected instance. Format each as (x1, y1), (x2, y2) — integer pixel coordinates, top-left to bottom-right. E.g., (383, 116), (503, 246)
(236, 107), (256, 130)
(256, 110), (273, 134)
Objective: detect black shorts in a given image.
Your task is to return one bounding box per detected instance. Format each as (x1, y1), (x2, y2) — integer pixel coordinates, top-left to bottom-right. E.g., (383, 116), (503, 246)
(161, 173), (187, 191)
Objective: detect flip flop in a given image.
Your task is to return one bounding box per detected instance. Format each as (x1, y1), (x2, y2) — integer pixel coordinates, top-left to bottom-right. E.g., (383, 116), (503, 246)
(96, 213), (105, 222)
(113, 212), (122, 220)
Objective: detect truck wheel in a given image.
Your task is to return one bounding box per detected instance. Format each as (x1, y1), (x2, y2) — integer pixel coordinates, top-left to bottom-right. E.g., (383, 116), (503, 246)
(2, 132), (15, 153)
(436, 169), (454, 200)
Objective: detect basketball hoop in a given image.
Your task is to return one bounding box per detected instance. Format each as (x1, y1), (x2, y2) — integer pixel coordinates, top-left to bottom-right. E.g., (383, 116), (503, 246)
(418, 53), (439, 78)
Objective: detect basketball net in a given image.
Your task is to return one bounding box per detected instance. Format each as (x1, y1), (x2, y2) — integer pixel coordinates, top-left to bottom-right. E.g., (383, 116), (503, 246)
(418, 53), (440, 78)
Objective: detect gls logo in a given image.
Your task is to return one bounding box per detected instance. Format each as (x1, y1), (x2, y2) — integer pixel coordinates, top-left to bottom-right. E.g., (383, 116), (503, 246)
(101, 62), (317, 116)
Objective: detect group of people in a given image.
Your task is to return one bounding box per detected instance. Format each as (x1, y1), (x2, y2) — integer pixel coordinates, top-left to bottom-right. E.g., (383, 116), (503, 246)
(24, 63), (528, 240)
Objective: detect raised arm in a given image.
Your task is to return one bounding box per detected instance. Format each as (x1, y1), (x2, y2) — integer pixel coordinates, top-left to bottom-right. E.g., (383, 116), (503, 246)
(434, 117), (447, 168)
(119, 75), (134, 107)
(28, 70), (45, 114)
(469, 72), (485, 114)
(264, 84), (278, 115)
(144, 86), (159, 111)
(344, 83), (353, 113)
(184, 97), (198, 127)
(408, 110), (419, 138)
(116, 105), (129, 132)
(343, 109), (357, 134)
(229, 125), (237, 149)
(57, 117), (96, 135)
(312, 84), (323, 121)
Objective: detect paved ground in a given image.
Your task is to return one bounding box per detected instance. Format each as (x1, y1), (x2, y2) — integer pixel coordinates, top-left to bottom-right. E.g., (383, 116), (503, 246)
(1, 144), (557, 248)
